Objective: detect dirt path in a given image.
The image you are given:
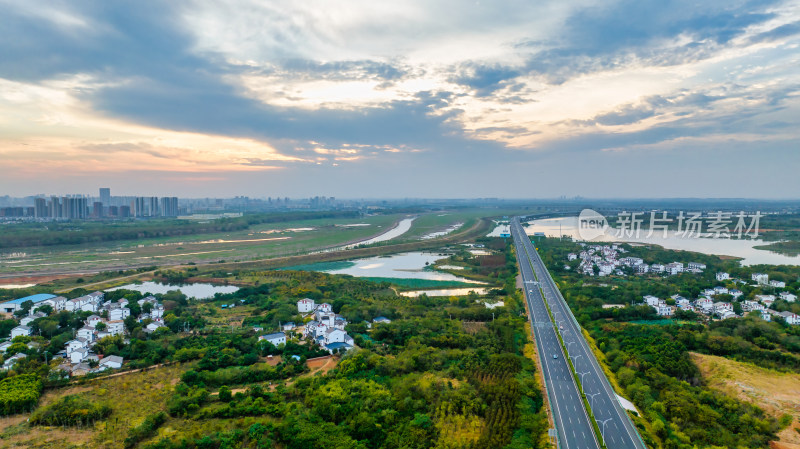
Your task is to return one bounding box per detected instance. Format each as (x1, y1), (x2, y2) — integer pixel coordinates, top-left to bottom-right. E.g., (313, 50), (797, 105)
(214, 356), (338, 396)
(55, 269), (158, 293)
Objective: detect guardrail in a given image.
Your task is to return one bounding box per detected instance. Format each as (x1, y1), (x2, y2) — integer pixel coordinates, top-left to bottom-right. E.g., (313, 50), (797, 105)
(521, 221), (648, 449)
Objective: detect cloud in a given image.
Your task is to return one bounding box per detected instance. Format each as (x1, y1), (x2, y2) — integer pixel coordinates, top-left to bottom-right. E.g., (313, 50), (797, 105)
(1, 0), (799, 197)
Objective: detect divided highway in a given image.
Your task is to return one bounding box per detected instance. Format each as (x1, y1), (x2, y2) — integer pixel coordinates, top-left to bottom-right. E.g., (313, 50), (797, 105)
(512, 222), (599, 449)
(512, 218), (646, 449)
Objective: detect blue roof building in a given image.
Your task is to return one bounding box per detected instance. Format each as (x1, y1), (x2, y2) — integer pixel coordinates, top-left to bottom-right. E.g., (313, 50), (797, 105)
(1, 294), (56, 314)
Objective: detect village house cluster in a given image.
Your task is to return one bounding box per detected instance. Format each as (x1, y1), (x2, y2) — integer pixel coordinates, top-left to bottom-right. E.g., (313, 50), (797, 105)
(258, 298), (392, 354)
(640, 271), (799, 324)
(2, 292), (169, 376)
(568, 244), (706, 277)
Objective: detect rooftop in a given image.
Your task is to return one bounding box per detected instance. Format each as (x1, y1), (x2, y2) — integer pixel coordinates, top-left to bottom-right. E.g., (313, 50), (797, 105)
(1, 293), (56, 305)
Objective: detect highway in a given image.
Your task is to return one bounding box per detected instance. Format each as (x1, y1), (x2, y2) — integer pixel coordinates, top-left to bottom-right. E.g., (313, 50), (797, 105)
(511, 222), (599, 449)
(512, 218), (646, 449)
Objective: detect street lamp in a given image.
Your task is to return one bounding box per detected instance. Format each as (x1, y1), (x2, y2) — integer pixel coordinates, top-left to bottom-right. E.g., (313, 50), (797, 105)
(577, 370), (591, 392)
(598, 417), (614, 447)
(570, 353), (582, 368)
(586, 391), (601, 410)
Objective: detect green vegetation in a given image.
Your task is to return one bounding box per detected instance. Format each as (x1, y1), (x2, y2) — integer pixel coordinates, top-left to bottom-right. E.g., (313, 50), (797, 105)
(754, 240), (800, 256)
(534, 236), (800, 448)
(124, 412), (167, 448)
(0, 211), (359, 250)
(30, 394), (111, 426)
(0, 374), (43, 415)
(0, 237), (552, 449)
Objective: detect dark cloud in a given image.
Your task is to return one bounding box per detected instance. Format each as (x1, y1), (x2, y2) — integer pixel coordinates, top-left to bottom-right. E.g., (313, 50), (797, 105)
(748, 21), (800, 43)
(278, 59), (410, 82)
(593, 106), (656, 126)
(450, 63), (521, 96)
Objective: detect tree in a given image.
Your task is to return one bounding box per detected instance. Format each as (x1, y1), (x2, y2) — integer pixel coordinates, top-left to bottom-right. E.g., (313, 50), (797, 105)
(218, 386), (232, 402)
(95, 322), (107, 332)
(33, 305), (53, 315)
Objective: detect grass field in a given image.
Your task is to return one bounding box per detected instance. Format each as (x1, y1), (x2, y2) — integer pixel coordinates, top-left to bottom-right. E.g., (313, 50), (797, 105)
(691, 352), (800, 447)
(0, 214), (401, 279)
(0, 364), (185, 449)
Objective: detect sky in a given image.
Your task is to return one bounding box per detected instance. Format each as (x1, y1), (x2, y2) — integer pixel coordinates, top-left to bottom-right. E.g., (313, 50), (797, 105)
(1, 0), (799, 199)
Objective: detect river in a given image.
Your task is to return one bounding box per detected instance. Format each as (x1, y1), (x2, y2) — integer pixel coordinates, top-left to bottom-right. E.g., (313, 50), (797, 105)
(522, 217), (800, 266)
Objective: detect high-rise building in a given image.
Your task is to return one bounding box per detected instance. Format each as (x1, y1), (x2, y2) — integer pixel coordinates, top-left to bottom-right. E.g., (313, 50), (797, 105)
(92, 202), (104, 218)
(49, 196), (61, 218)
(99, 188), (111, 206)
(34, 198), (47, 218)
(149, 197), (159, 217)
(133, 197), (145, 217)
(119, 205), (131, 218)
(61, 196), (87, 219)
(160, 197), (178, 217)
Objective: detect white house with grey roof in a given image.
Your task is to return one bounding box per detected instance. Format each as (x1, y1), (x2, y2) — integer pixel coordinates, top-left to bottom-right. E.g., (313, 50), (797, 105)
(259, 332), (286, 346)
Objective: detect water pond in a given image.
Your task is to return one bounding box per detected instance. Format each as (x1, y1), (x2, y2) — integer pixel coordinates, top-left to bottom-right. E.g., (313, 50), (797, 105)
(107, 281), (239, 299)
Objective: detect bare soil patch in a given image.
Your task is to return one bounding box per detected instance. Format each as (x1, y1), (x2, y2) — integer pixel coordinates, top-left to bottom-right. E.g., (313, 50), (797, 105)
(691, 352), (800, 446)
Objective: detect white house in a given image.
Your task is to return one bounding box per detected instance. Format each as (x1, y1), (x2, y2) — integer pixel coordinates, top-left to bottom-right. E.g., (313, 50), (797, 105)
(665, 262), (684, 275)
(2, 353), (26, 371)
(650, 263), (665, 273)
(716, 272), (730, 281)
(20, 312), (46, 326)
(688, 262), (706, 270)
(713, 286), (729, 295)
(742, 300), (764, 312)
(64, 297), (83, 312)
(713, 302), (733, 315)
(643, 295), (661, 307)
(87, 315), (103, 327)
(373, 316), (392, 324)
(69, 348), (89, 364)
(730, 289), (744, 299)
(755, 295), (776, 307)
(137, 296), (158, 306)
(150, 306), (164, 319)
(41, 296), (68, 311)
(144, 322), (166, 333)
(779, 292), (797, 303)
(259, 332), (286, 346)
(108, 308), (130, 321)
(107, 320), (125, 336)
(719, 310), (738, 320)
(760, 310), (771, 322)
(696, 298), (714, 313)
(10, 325), (32, 339)
(77, 326), (95, 342)
(317, 303), (333, 313)
(322, 328), (351, 345)
(752, 273), (769, 285)
(80, 302), (98, 313)
(656, 305), (674, 317)
(282, 322), (296, 331)
(769, 280), (786, 288)
(98, 355), (123, 370)
(779, 311), (800, 325)
(66, 339), (88, 353)
(297, 298), (315, 313)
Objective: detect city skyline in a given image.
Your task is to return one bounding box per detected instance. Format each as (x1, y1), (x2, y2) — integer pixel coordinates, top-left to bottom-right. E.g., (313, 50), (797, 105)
(1, 1), (799, 198)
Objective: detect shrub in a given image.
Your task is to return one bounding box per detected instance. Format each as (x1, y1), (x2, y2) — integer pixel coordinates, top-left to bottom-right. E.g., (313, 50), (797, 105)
(30, 394), (111, 426)
(0, 374), (42, 415)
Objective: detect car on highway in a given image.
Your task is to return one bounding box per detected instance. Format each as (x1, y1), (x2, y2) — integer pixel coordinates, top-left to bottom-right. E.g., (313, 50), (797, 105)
(553, 354), (558, 359)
